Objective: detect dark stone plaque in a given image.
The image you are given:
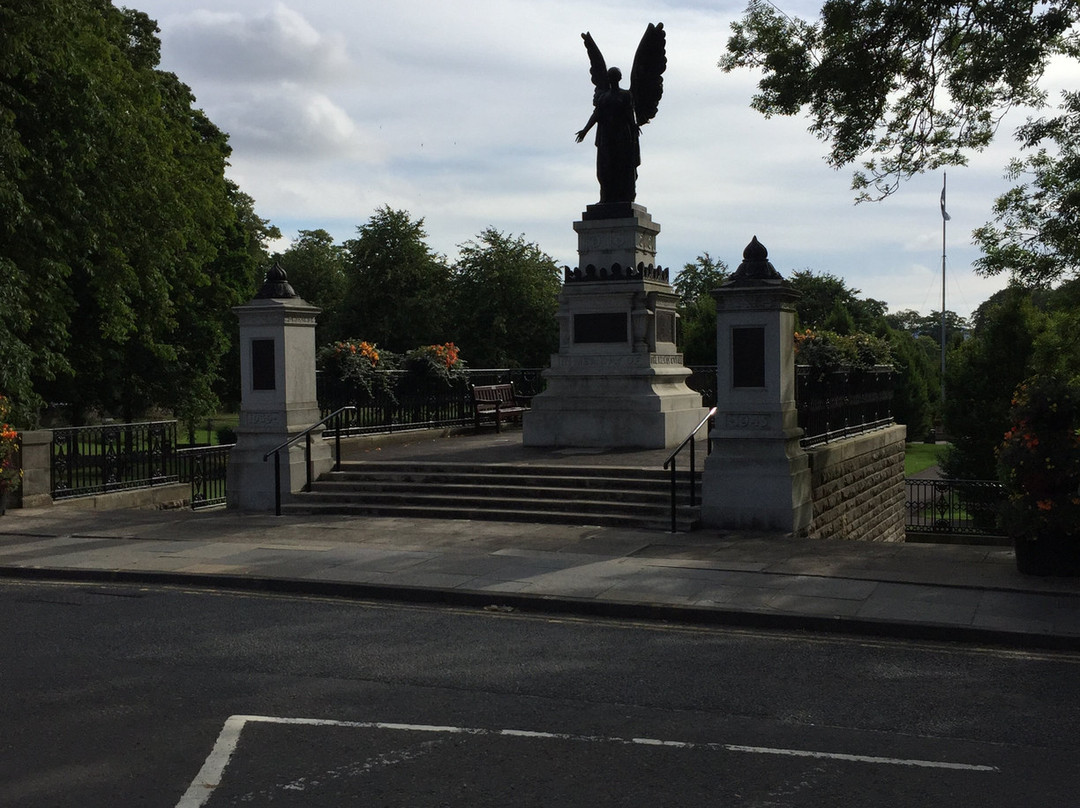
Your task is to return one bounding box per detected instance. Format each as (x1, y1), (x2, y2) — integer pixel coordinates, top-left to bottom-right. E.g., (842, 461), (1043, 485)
(656, 312), (676, 343)
(251, 339), (276, 390)
(574, 312), (628, 343)
(731, 326), (765, 387)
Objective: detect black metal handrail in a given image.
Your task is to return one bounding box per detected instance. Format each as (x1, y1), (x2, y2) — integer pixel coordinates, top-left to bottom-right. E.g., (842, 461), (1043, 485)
(263, 406), (356, 516)
(662, 407), (717, 533)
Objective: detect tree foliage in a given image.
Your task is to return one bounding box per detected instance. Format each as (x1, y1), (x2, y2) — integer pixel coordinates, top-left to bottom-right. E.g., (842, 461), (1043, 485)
(674, 253), (730, 365)
(1, 0), (272, 424)
(942, 287), (1045, 479)
(450, 228), (562, 368)
(340, 207), (451, 353)
(885, 308), (970, 349)
(975, 91), (1080, 285)
(275, 229), (348, 343)
(787, 269), (886, 332)
(720, 0), (1080, 200)
(672, 252), (730, 307)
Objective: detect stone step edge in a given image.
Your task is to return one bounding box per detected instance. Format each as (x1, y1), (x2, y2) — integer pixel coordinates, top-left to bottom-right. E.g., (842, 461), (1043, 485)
(283, 501), (699, 530)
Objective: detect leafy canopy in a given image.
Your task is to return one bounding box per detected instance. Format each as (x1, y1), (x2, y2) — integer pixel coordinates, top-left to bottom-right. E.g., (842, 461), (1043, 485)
(341, 207), (451, 353)
(721, 0), (1080, 200)
(975, 91), (1080, 285)
(450, 228), (562, 368)
(1, 0), (274, 424)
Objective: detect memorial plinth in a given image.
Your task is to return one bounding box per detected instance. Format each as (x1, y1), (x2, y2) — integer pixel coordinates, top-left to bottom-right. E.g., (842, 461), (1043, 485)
(700, 238), (812, 533)
(523, 204), (707, 448)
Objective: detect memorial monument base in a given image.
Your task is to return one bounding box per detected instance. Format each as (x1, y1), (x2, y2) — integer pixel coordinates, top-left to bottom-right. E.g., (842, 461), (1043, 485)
(523, 205), (706, 449)
(524, 354), (706, 449)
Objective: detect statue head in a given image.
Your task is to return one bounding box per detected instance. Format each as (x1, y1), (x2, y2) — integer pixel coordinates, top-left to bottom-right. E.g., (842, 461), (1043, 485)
(607, 66), (622, 86)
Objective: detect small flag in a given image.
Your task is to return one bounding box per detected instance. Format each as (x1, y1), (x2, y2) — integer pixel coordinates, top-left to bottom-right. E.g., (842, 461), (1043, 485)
(940, 181), (951, 221)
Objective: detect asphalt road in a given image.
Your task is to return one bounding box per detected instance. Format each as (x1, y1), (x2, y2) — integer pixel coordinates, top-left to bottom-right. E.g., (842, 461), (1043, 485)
(1, 580), (1077, 807)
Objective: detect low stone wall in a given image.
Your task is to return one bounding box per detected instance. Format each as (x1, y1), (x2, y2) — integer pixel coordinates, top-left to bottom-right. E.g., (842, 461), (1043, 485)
(806, 424), (907, 542)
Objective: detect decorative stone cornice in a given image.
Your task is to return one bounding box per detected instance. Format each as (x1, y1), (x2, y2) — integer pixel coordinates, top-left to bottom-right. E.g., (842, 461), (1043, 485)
(564, 262), (670, 283)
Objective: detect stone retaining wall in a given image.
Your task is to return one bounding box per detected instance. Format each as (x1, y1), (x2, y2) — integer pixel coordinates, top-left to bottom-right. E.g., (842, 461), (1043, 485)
(806, 424), (907, 542)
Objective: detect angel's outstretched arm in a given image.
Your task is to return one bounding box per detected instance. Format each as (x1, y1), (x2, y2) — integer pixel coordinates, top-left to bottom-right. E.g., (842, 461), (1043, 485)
(576, 110), (599, 142)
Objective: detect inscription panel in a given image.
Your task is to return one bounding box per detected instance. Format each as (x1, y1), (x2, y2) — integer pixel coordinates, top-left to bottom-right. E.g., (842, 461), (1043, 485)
(731, 327), (766, 388)
(574, 312), (628, 344)
(656, 312), (676, 343)
(251, 339), (276, 391)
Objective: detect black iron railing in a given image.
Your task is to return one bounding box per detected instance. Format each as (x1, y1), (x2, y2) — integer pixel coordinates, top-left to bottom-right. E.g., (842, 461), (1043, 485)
(50, 420), (234, 509)
(905, 479), (1006, 536)
(662, 407), (716, 533)
(686, 365), (896, 447)
(318, 368), (546, 435)
(178, 444), (233, 509)
(51, 421), (178, 499)
(796, 365), (895, 447)
(685, 366), (717, 407)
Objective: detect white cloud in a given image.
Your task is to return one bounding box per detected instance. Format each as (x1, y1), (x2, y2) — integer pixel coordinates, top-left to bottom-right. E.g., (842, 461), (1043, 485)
(217, 84), (372, 158)
(134, 0), (1027, 318)
(163, 3), (349, 84)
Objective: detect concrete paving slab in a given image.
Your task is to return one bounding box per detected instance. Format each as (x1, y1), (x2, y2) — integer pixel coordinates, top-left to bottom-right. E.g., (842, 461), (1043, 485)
(3, 435), (1080, 651)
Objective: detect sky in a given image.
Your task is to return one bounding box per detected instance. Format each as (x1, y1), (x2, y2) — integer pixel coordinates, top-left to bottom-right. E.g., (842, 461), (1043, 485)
(127, 0), (1077, 320)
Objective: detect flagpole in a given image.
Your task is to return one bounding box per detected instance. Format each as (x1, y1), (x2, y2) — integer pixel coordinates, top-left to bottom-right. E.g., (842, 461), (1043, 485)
(940, 173), (949, 415)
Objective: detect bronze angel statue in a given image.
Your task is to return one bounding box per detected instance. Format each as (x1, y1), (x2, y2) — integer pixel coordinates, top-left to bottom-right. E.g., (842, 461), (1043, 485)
(575, 23), (666, 205)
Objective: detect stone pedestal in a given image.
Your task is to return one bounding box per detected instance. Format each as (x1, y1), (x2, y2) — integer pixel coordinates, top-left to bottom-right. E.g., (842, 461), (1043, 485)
(227, 265), (333, 511)
(11, 430), (52, 509)
(523, 205), (706, 448)
(700, 238), (812, 533)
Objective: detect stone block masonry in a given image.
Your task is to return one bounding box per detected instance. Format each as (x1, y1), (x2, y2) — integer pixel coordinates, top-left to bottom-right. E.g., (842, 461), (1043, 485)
(806, 425), (907, 542)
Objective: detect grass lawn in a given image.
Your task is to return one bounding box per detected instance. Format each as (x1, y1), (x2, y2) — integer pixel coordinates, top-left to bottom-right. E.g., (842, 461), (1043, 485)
(178, 413), (240, 446)
(905, 442), (948, 476)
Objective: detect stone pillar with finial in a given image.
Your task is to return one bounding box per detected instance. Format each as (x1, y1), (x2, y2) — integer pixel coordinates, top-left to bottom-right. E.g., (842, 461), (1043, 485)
(226, 262), (332, 510)
(700, 237), (812, 533)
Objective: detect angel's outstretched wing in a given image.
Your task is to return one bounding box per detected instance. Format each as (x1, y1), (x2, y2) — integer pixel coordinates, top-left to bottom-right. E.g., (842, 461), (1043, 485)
(581, 31), (608, 105)
(630, 22), (666, 125)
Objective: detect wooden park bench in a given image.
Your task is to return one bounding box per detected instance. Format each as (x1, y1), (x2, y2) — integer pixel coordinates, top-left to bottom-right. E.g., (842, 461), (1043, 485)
(471, 383), (530, 432)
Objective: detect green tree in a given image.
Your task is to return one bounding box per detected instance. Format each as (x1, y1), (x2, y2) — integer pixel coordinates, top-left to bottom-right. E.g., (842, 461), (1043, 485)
(787, 269), (884, 332)
(205, 185), (280, 414)
(885, 329), (937, 439)
(975, 91), (1080, 286)
(720, 0), (1080, 201)
(672, 253), (730, 307)
(1, 0), (263, 424)
(673, 253), (730, 365)
(275, 229), (348, 342)
(942, 288), (1045, 480)
(450, 228), (562, 368)
(341, 207), (451, 352)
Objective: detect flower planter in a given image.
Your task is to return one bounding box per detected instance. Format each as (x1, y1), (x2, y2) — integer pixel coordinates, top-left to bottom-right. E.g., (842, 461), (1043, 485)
(1014, 534), (1080, 577)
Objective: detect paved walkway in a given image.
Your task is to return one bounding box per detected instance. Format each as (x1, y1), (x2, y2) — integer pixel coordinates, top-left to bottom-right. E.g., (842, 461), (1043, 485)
(1, 430), (1078, 651)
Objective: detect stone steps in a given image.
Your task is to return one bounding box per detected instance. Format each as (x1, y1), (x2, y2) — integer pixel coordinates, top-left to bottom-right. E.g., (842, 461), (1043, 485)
(284, 460), (701, 531)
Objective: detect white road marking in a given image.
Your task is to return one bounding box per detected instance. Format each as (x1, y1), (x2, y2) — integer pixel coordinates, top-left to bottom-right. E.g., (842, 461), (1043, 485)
(723, 744), (999, 771)
(176, 714), (999, 807)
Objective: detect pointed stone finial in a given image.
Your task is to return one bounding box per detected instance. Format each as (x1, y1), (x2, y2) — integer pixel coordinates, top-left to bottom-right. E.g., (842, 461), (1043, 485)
(726, 236), (783, 285)
(254, 262), (298, 299)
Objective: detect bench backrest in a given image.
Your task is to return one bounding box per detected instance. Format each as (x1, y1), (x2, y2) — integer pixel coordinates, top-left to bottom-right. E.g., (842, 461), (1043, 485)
(472, 384), (516, 405)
